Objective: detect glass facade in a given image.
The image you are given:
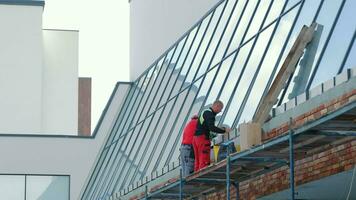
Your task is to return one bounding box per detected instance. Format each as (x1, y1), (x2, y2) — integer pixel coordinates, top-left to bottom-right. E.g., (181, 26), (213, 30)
(0, 175), (69, 200)
(82, 0), (355, 199)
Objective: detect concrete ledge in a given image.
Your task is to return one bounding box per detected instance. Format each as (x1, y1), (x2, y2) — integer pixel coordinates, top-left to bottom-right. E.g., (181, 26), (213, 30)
(263, 75), (356, 133)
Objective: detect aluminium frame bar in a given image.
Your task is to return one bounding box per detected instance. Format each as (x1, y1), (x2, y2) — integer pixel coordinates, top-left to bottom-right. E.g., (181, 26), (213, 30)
(152, 0), (238, 170)
(81, 83), (135, 199)
(125, 37), (190, 187)
(144, 2), (228, 174)
(139, 8), (218, 177)
(111, 46), (179, 192)
(163, 0), (260, 167)
(133, 20), (205, 182)
(126, 34), (192, 185)
(104, 0), (304, 150)
(89, 73), (150, 200)
(338, 30), (355, 74)
(164, 1), (304, 164)
(219, 0), (275, 124)
(289, 118), (295, 200)
(306, 0), (346, 91)
(95, 60), (167, 199)
(251, 0), (306, 124)
(161, 0), (245, 167)
(231, 0), (289, 126)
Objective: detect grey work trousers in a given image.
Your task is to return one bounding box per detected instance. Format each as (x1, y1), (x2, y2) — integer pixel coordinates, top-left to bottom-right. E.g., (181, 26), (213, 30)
(180, 144), (195, 177)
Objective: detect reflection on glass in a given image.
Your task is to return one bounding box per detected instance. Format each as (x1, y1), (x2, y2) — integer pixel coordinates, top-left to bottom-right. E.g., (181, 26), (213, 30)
(343, 39), (355, 70)
(27, 176), (69, 200)
(306, 0), (343, 88)
(184, 12), (214, 84)
(194, 0), (236, 79)
(224, 0), (258, 58)
(0, 175), (69, 200)
(0, 175), (24, 200)
(311, 0), (354, 87)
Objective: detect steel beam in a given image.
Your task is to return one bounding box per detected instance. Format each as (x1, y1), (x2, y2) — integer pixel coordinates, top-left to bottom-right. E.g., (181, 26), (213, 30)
(289, 118), (295, 200)
(180, 168), (183, 200)
(227, 155), (231, 200)
(239, 157), (288, 164)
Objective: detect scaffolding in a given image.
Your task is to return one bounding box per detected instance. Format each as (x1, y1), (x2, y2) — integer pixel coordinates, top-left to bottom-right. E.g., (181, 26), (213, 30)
(135, 99), (356, 200)
(115, 22), (356, 200)
(114, 68), (356, 200)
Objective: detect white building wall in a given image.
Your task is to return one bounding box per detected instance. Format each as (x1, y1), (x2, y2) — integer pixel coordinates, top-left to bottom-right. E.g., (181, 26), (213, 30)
(42, 30), (79, 134)
(130, 0), (220, 80)
(0, 4), (44, 133)
(0, 83), (131, 200)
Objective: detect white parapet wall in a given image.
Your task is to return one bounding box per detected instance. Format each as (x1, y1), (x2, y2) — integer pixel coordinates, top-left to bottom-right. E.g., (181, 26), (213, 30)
(0, 3), (80, 134)
(0, 82), (131, 200)
(129, 0), (220, 81)
(42, 29), (79, 134)
(0, 4), (44, 133)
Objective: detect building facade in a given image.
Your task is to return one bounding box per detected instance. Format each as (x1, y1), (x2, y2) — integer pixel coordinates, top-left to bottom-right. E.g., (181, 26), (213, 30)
(82, 0), (356, 199)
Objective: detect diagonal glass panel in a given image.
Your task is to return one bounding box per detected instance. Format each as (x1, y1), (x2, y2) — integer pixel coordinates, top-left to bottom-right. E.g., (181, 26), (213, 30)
(310, 0), (355, 86)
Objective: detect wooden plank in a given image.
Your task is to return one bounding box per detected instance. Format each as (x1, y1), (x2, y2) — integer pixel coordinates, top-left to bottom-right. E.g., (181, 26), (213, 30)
(253, 23), (317, 125)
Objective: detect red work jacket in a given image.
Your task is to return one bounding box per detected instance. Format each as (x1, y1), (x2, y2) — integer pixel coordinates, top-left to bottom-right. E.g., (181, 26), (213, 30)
(182, 119), (198, 145)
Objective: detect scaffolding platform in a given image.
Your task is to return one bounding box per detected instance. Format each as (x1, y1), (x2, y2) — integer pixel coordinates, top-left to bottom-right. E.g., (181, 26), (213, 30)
(117, 72), (356, 200)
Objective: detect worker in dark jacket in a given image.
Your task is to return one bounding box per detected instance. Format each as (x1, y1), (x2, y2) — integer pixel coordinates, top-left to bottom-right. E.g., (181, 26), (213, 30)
(193, 100), (231, 171)
(180, 115), (198, 176)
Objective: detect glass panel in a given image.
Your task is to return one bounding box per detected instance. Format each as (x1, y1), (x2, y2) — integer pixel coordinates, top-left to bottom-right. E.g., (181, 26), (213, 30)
(139, 107), (165, 174)
(0, 175), (24, 200)
(126, 116), (156, 185)
(201, 55), (234, 107)
(311, 0), (354, 86)
(264, 0), (286, 26)
(229, 26), (275, 124)
(168, 27), (200, 102)
(130, 64), (162, 127)
(222, 42), (255, 125)
(344, 40), (356, 70)
(306, 0), (343, 88)
(150, 49), (177, 110)
(160, 79), (203, 167)
(183, 12), (214, 84)
(84, 147), (110, 199)
(131, 61), (162, 127)
(230, 9), (298, 125)
(155, 39), (187, 109)
(194, 0), (236, 79)
(136, 109), (164, 177)
(223, 0), (258, 59)
(174, 27), (199, 75)
(159, 34), (193, 108)
(244, 0), (272, 41)
(105, 86), (136, 144)
(112, 75), (147, 142)
(268, 0), (317, 103)
(26, 176), (69, 200)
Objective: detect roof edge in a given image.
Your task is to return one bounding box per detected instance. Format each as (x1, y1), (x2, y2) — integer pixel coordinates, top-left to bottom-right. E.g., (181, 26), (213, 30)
(0, 0), (45, 7)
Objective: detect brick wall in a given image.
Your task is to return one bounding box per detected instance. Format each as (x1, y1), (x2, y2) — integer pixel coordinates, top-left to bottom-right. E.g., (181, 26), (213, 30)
(205, 89), (356, 200)
(264, 89), (355, 141)
(78, 77), (92, 136)
(206, 140), (356, 200)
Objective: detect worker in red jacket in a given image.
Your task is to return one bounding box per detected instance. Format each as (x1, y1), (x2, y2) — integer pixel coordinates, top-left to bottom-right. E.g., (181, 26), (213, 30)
(193, 100), (231, 171)
(180, 114), (198, 176)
